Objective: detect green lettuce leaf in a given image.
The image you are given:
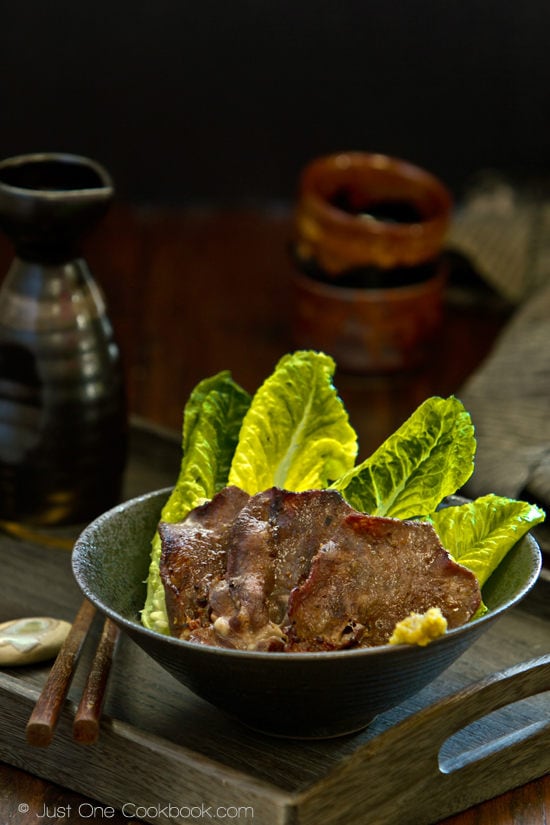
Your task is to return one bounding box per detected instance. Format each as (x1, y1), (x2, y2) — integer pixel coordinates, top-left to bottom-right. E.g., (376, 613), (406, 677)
(161, 372), (251, 523)
(228, 350), (358, 494)
(331, 395), (475, 519)
(141, 371), (251, 633)
(430, 494), (546, 586)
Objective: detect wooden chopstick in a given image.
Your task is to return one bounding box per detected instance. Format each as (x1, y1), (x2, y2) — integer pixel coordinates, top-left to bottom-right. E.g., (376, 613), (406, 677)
(73, 618), (120, 745)
(26, 602), (120, 747)
(26, 599), (97, 747)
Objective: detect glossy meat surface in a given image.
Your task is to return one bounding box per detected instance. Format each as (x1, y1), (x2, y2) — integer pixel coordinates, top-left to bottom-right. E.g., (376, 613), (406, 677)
(159, 485), (250, 637)
(159, 487), (481, 650)
(285, 512), (481, 650)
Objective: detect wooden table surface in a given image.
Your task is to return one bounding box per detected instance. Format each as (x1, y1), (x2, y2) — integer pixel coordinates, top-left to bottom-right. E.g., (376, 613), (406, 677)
(0, 204), (548, 824)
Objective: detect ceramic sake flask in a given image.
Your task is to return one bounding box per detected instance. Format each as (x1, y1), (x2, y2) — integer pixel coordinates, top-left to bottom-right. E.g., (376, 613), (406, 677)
(0, 152), (127, 526)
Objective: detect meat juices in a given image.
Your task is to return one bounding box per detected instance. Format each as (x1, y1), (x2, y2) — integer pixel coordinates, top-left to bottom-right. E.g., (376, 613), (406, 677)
(159, 487), (482, 651)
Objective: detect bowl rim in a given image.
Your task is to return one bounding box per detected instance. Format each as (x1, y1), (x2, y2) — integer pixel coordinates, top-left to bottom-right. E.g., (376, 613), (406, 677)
(72, 487), (543, 663)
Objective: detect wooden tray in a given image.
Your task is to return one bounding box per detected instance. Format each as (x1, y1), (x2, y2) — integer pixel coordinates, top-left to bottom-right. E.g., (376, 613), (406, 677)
(0, 423), (549, 825)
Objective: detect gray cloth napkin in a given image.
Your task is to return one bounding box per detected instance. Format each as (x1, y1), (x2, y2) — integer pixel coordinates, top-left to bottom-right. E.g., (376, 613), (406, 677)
(458, 282), (550, 505)
(448, 171), (550, 304)
(447, 172), (550, 514)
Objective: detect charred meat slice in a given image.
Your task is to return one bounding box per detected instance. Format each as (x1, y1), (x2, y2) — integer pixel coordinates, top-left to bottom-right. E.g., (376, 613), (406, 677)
(158, 485), (250, 637)
(284, 513), (481, 650)
(159, 487), (482, 651)
(266, 487), (354, 623)
(207, 487), (352, 650)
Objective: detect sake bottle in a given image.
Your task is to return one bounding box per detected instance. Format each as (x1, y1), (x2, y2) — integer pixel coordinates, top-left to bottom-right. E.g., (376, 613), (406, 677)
(0, 152), (127, 526)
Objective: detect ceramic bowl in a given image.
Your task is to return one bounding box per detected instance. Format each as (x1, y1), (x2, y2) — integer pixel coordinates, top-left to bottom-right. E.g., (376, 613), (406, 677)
(72, 489), (542, 739)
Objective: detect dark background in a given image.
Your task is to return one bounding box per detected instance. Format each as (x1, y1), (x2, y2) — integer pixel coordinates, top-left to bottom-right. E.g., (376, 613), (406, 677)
(1, 1), (549, 205)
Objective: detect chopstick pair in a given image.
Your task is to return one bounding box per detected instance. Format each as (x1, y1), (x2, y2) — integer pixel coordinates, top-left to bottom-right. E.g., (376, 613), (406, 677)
(26, 599), (120, 747)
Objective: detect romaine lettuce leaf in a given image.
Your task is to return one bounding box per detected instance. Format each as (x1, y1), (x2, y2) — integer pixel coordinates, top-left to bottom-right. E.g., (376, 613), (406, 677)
(331, 396), (475, 519)
(228, 351), (358, 494)
(141, 351), (545, 640)
(429, 494), (545, 586)
(162, 371), (251, 523)
(141, 371), (251, 633)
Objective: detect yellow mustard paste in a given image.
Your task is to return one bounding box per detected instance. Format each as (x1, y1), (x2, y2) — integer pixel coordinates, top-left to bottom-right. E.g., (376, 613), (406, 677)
(389, 607), (448, 647)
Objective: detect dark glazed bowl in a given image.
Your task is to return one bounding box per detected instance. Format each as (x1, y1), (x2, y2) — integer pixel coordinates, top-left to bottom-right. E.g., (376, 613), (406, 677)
(72, 489), (542, 739)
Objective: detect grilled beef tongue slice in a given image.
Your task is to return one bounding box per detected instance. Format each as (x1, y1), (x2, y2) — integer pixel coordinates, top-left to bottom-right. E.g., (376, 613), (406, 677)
(158, 485), (250, 637)
(206, 487), (353, 649)
(284, 513), (482, 650)
(159, 487), (482, 651)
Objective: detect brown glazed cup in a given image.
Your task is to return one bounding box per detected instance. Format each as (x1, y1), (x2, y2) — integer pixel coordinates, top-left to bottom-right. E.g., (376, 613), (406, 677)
(292, 151), (453, 373)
